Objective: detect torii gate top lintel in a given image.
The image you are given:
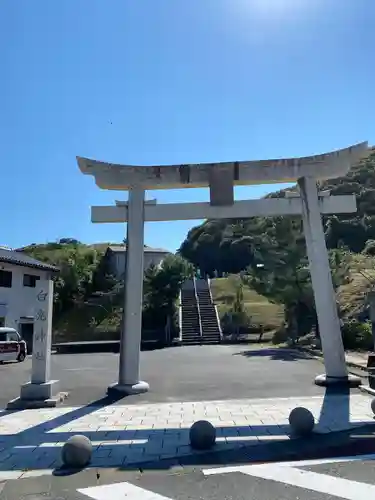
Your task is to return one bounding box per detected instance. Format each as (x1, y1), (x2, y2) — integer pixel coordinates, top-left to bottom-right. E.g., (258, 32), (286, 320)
(77, 142), (368, 192)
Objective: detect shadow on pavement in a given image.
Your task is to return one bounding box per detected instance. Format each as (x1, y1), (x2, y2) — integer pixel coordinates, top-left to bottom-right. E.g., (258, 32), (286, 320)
(0, 386), (373, 475)
(234, 348), (314, 362)
(319, 386), (350, 428)
(135, 423), (375, 471)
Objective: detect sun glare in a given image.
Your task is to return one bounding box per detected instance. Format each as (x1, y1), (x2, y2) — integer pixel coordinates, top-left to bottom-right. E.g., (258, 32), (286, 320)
(234, 0), (312, 19)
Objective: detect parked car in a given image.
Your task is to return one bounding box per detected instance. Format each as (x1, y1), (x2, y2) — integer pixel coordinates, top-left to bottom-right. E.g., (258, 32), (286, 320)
(0, 327), (27, 363)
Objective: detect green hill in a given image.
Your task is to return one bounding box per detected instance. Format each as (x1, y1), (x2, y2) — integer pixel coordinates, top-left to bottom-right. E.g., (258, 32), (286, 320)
(179, 149), (375, 276)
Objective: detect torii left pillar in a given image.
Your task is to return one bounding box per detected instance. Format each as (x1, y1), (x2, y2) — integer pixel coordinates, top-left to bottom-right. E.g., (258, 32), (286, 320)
(108, 187), (149, 395)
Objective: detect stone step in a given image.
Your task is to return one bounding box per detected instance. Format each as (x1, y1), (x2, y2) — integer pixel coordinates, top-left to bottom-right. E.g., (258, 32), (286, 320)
(182, 340), (220, 346)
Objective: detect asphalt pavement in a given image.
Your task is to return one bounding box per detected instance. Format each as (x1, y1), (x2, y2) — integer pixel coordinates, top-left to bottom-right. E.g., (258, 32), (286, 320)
(2, 453), (375, 499)
(0, 345), (328, 408)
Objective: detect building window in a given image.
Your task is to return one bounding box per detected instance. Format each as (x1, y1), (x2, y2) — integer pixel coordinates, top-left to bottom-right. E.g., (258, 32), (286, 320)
(0, 317), (4, 327)
(0, 270), (12, 288)
(23, 274), (40, 288)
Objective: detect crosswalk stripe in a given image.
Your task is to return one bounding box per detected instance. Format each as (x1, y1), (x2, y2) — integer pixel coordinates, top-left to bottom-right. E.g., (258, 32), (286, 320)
(204, 457), (375, 500)
(241, 463), (375, 500)
(78, 481), (175, 500)
(204, 452), (375, 475)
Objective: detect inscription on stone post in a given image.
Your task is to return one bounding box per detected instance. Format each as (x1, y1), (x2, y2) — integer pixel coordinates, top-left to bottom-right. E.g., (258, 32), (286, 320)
(31, 279), (54, 385)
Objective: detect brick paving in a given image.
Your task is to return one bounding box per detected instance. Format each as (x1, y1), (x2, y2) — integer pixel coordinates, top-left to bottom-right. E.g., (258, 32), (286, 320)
(0, 392), (372, 480)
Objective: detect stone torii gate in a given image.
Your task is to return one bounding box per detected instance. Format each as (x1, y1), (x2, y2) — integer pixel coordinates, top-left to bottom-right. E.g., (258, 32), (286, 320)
(78, 142), (368, 395)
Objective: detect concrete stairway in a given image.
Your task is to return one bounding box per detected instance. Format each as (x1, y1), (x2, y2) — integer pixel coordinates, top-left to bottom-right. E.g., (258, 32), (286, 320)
(180, 288), (202, 345)
(195, 280), (222, 344)
(180, 279), (221, 345)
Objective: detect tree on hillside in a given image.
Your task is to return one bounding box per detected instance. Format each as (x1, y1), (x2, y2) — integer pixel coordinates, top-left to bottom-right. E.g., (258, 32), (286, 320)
(244, 227), (352, 342)
(179, 218), (272, 276)
(142, 254), (194, 333)
(24, 241), (104, 317)
(58, 238), (81, 245)
(221, 280), (252, 339)
(52, 246), (102, 316)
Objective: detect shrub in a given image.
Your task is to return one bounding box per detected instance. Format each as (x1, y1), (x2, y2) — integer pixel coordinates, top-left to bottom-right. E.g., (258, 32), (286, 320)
(221, 310), (252, 336)
(341, 319), (373, 350)
(272, 326), (289, 345)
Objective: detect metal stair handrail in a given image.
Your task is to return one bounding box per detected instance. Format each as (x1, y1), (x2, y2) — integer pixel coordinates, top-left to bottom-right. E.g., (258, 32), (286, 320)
(207, 278), (223, 340)
(193, 277), (203, 338)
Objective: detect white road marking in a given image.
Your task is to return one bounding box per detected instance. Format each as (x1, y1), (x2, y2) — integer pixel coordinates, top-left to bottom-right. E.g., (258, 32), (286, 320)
(204, 453), (375, 475)
(241, 464), (375, 500)
(0, 470), (27, 481)
(20, 469), (54, 479)
(272, 453), (375, 468)
(78, 481), (175, 500)
(204, 454), (375, 500)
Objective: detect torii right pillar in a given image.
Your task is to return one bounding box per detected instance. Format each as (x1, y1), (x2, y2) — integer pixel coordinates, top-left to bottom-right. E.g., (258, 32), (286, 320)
(298, 176), (360, 387)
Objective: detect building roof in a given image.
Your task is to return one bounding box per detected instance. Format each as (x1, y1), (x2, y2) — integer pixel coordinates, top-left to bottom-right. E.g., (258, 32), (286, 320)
(107, 245), (170, 254)
(0, 248), (59, 272)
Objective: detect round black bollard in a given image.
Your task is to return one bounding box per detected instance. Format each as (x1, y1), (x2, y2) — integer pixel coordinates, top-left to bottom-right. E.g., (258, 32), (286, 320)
(289, 407), (315, 437)
(189, 420), (216, 450)
(61, 435), (92, 468)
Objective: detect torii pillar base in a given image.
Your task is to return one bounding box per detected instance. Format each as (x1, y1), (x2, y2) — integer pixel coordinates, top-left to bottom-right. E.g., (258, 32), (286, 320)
(107, 381), (149, 397)
(7, 380), (68, 410)
(315, 374), (361, 388)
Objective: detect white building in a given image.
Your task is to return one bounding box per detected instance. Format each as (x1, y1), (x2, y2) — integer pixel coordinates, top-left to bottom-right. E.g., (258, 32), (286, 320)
(104, 245), (170, 279)
(0, 247), (58, 353)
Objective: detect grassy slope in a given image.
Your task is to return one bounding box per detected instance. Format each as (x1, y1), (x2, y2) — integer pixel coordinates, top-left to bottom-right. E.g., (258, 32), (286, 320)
(336, 254), (375, 319)
(211, 254), (375, 331)
(210, 275), (284, 329)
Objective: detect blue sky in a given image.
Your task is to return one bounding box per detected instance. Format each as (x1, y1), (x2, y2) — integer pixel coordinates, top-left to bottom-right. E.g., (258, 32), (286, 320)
(1, 0), (374, 252)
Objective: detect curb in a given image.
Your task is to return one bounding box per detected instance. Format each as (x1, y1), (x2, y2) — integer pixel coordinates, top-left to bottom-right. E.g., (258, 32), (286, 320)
(359, 385), (375, 397)
(133, 424), (375, 471)
(296, 346), (369, 373)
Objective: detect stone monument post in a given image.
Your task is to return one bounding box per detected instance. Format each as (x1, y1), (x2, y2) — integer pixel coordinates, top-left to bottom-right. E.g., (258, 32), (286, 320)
(7, 272), (63, 409)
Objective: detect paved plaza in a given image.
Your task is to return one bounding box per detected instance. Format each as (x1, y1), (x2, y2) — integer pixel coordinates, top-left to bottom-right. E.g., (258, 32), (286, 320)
(0, 345), (325, 408)
(0, 391), (373, 481)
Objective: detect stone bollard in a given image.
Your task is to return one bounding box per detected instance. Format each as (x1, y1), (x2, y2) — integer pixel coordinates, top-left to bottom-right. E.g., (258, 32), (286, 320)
(189, 420), (216, 450)
(289, 407), (315, 437)
(61, 435), (92, 468)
